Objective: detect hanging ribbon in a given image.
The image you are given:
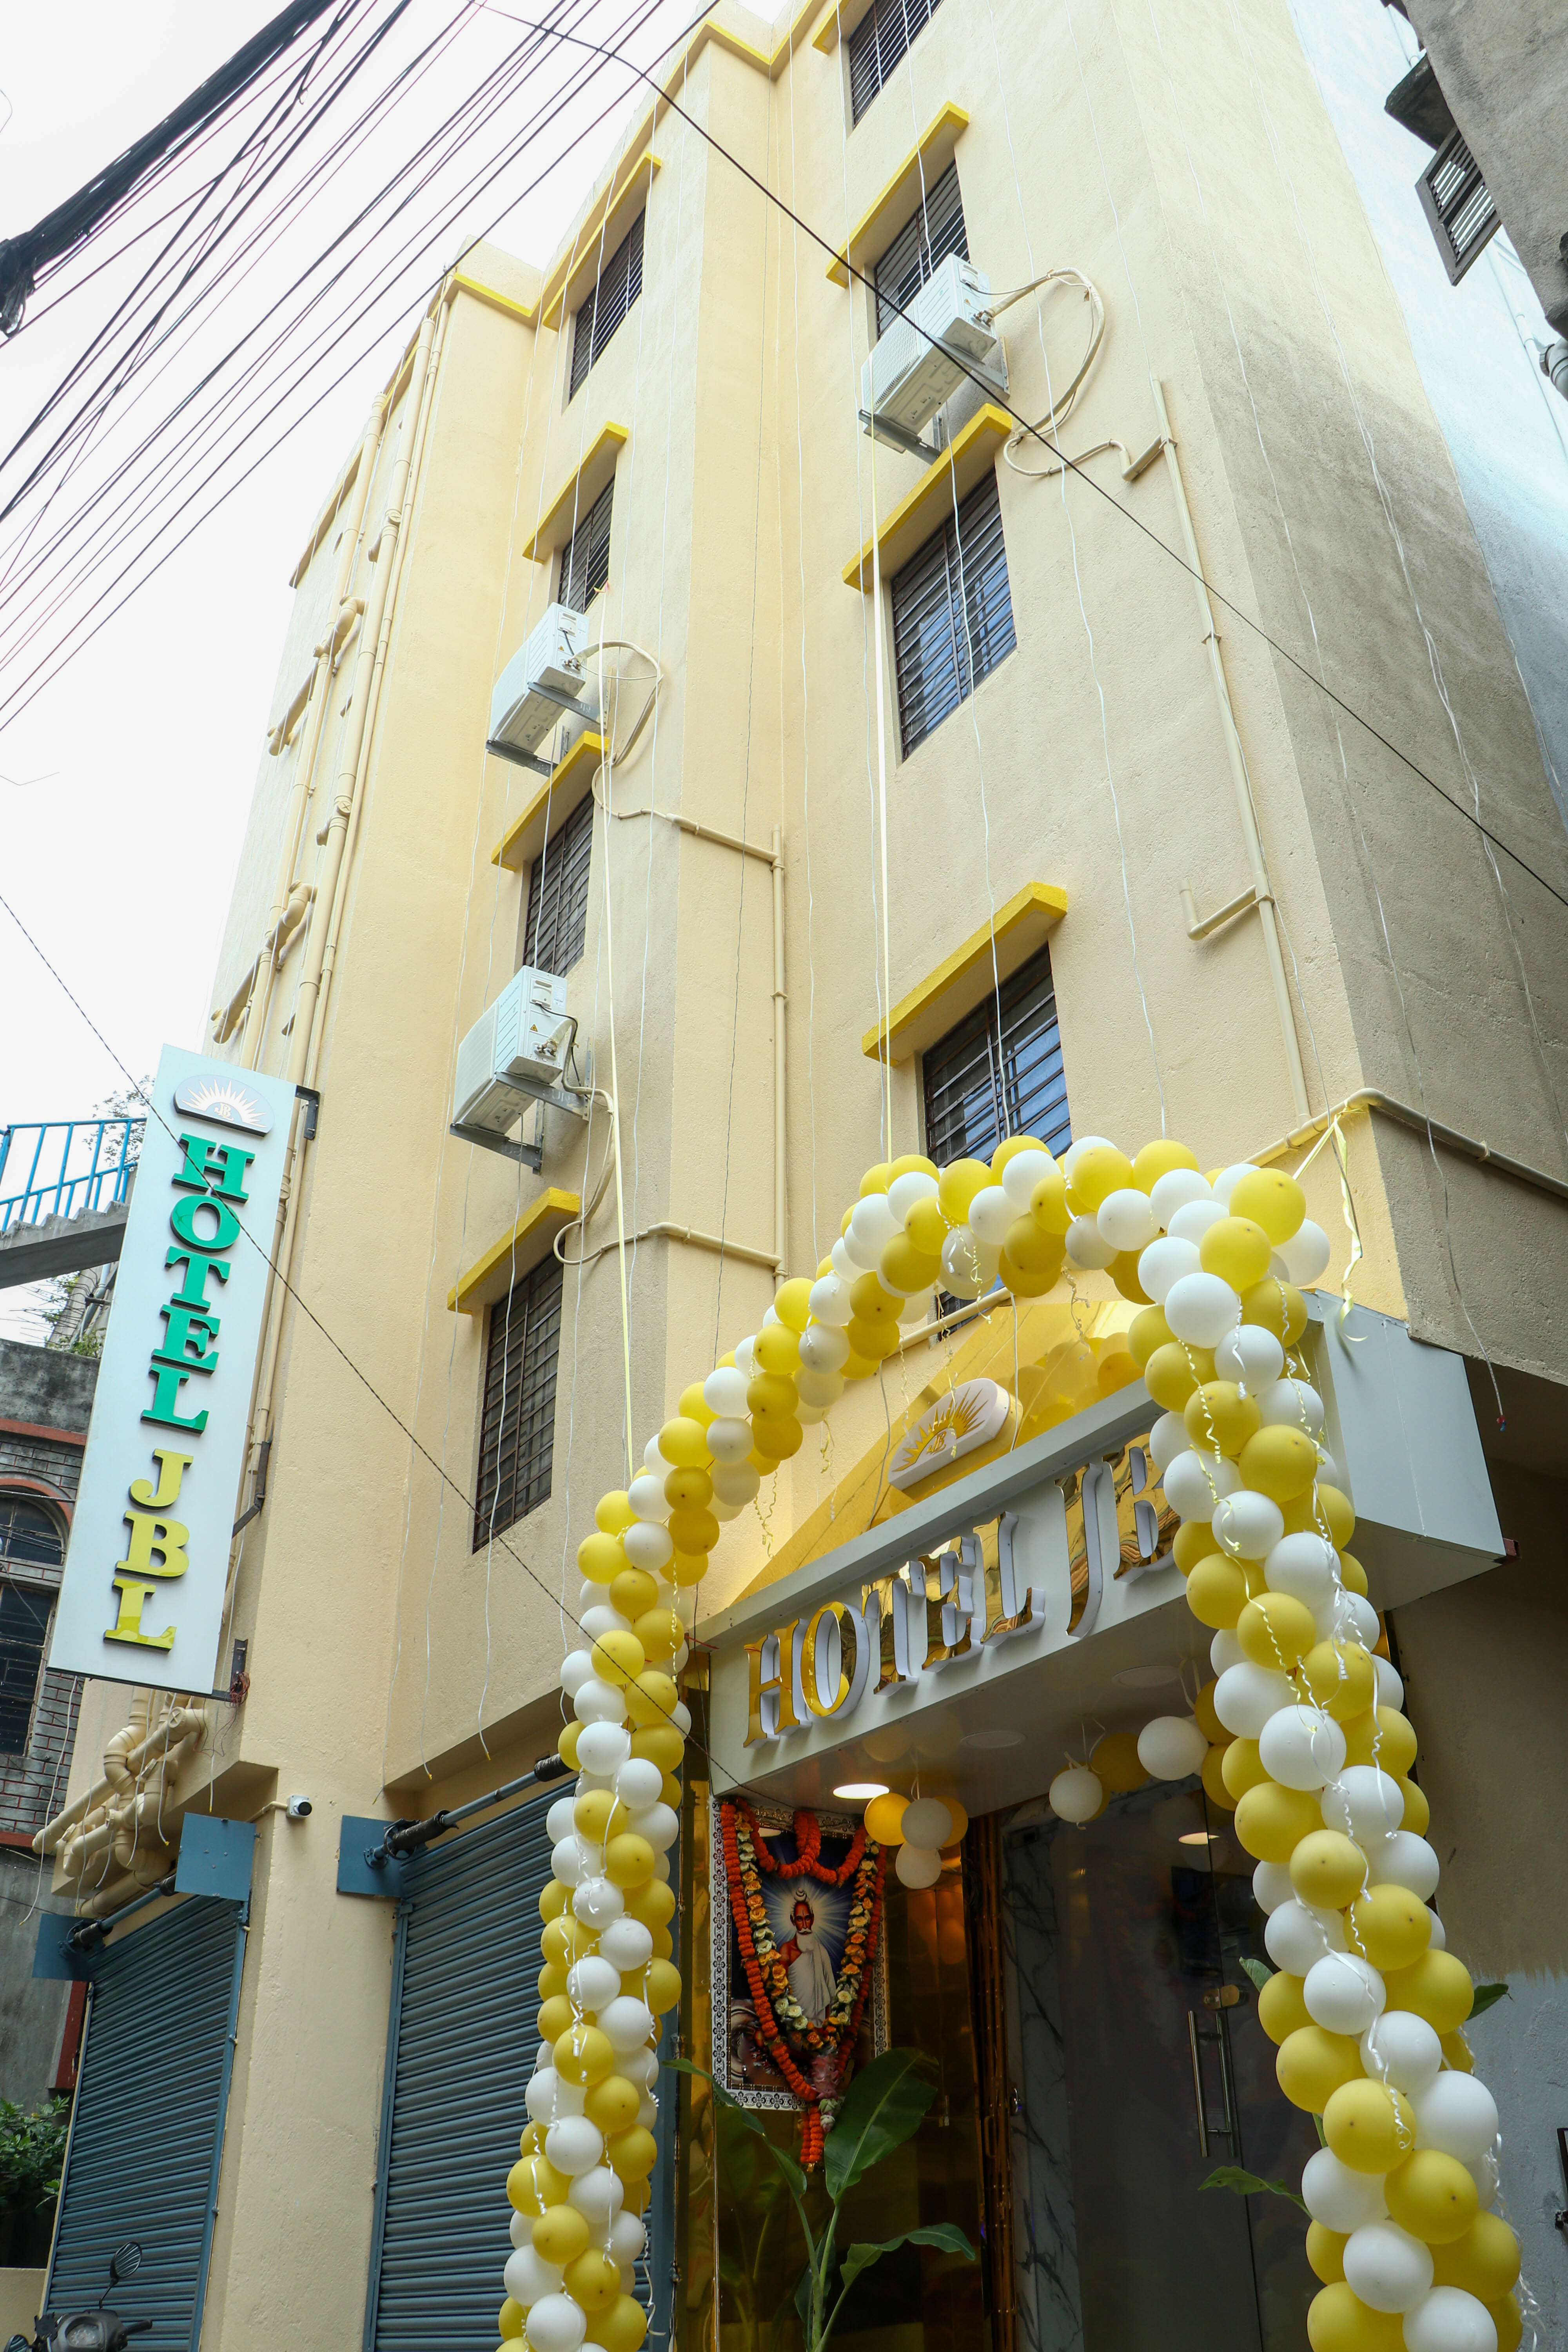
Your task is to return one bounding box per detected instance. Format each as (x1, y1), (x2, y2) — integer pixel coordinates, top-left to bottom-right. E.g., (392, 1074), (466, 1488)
(1291, 1112), (1365, 1331)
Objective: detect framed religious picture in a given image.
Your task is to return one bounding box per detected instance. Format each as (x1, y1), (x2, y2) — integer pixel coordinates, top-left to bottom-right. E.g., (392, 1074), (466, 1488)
(711, 1795), (889, 2153)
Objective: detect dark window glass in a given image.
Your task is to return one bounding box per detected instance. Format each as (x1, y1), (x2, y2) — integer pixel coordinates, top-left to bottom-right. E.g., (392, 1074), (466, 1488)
(569, 211), (645, 397)
(0, 1498), (64, 1569)
(848, 0), (947, 125)
(475, 1253), (565, 1547)
(523, 788), (594, 978)
(0, 1580), (51, 1754)
(891, 470), (1016, 755)
(559, 479), (613, 615)
(922, 944), (1071, 1170)
(873, 160), (968, 335)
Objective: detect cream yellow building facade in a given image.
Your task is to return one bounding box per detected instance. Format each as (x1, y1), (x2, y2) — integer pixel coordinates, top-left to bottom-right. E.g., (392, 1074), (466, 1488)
(27, 1), (1568, 2348)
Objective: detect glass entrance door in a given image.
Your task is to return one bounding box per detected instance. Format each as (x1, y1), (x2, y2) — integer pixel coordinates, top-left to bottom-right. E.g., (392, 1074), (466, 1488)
(1004, 1780), (1317, 2352)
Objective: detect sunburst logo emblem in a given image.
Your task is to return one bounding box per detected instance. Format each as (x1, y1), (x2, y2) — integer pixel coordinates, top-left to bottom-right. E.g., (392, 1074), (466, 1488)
(888, 1379), (1012, 1492)
(173, 1075), (274, 1135)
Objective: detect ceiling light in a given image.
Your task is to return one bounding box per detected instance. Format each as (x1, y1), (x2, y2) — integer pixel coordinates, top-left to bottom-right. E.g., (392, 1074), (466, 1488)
(960, 1727), (1023, 1750)
(833, 1781), (889, 1800)
(1179, 1830), (1217, 1845)
(1112, 1664), (1181, 1688)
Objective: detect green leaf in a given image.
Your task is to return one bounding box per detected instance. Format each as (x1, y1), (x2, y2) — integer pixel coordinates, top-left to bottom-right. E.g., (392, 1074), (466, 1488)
(1313, 2114), (1327, 2148)
(838, 2223), (976, 2296)
(666, 2057), (809, 2198)
(822, 2049), (938, 2202)
(1201, 2165), (1306, 2213)
(1469, 1982), (1510, 2018)
(1239, 1956), (1272, 1994)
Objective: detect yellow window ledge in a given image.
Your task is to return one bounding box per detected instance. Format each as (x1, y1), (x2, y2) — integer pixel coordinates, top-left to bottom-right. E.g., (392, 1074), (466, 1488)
(490, 731), (605, 873)
(448, 269), (539, 327)
(826, 104), (970, 286)
(523, 424), (629, 567)
(540, 157), (662, 333)
(448, 1189), (582, 1314)
(862, 882), (1069, 1065)
(842, 404), (1013, 590)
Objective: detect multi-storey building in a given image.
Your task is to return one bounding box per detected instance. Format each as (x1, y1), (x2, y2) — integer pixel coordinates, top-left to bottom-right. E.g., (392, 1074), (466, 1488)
(25, 2), (1568, 2348)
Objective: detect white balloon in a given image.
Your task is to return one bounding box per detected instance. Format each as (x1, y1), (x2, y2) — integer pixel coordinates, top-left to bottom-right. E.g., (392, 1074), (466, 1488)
(1165, 1271), (1243, 1347)
(1259, 1705), (1347, 1792)
(581, 1604), (633, 1644)
(710, 1459), (760, 1506)
(733, 1335), (759, 1378)
(1413, 2074), (1499, 2163)
(1343, 2219), (1434, 2314)
(526, 2067), (563, 2124)
(704, 1419), (753, 1474)
(560, 1648), (595, 1696)
(553, 1836), (587, 1886)
(1136, 1716), (1208, 1779)
(574, 1678), (628, 1726)
(1212, 1320), (1286, 1392)
(883, 1170), (935, 1222)
(703, 1366), (751, 1417)
(610, 2210), (647, 2266)
(799, 1323), (850, 1372)
(622, 1520), (673, 1571)
(1466, 2150), (1498, 2207)
(1212, 1163), (1261, 1205)
(1263, 1532), (1338, 1612)
(1301, 2147), (1389, 2233)
(1149, 1168), (1213, 1227)
(1049, 1766), (1103, 1823)
(895, 1843), (943, 1887)
(671, 1701), (692, 1734)
(1163, 1449), (1240, 1521)
(1149, 1410), (1189, 1473)
(572, 1877), (625, 1929)
(545, 2116), (604, 2177)
(1001, 1148), (1058, 1209)
(1097, 1187), (1158, 1252)
(1212, 1489), (1285, 1561)
(1210, 1628), (1246, 1673)
(1064, 1215), (1117, 1271)
(615, 1757), (664, 1809)
(1361, 2011), (1443, 2097)
(969, 1185), (1014, 1247)
(504, 2250), (566, 2314)
(1333, 1591), (1381, 1651)
(1167, 1196), (1228, 1245)
(846, 1195), (900, 1267)
(620, 2045), (659, 2089)
(1061, 1134), (1114, 1177)
(568, 1955), (622, 2012)
(1401, 2286), (1498, 2352)
(626, 1473), (670, 1524)
(597, 1916), (655, 1973)
(1265, 1898), (1347, 1974)
(566, 2166), (625, 2227)
(1322, 1767), (1405, 1842)
(1256, 1376), (1325, 1435)
(901, 1798), (955, 1847)
(1214, 1662), (1297, 1739)
(1427, 1909), (1446, 1949)
(1305, 1951), (1385, 2035)
(829, 1238), (857, 1282)
(939, 1226), (987, 1298)
(1279, 1219), (1332, 1286)
(547, 1796), (579, 1844)
(808, 1274), (855, 1328)
(1376, 1656), (1405, 1710)
(577, 1723), (633, 1777)
(599, 1995), (656, 2054)
(1252, 1860), (1296, 1913)
(628, 1801), (679, 1851)
(1138, 1234), (1202, 1304)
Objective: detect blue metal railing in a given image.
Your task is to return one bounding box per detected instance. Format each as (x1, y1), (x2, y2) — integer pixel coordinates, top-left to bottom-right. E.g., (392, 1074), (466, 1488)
(0, 1118), (142, 1234)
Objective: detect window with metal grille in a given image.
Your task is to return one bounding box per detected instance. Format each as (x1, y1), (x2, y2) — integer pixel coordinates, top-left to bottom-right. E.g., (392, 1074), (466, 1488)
(890, 469), (1016, 755)
(848, 0), (947, 125)
(873, 160), (968, 336)
(559, 478), (613, 615)
(474, 1252), (564, 1546)
(0, 1497), (64, 1570)
(569, 210), (645, 397)
(0, 1580), (51, 1754)
(523, 787), (594, 976)
(1417, 129), (1500, 283)
(921, 943), (1071, 1171)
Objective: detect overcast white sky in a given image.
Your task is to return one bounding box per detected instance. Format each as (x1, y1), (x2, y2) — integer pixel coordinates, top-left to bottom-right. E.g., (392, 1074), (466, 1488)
(0, 0), (700, 1336)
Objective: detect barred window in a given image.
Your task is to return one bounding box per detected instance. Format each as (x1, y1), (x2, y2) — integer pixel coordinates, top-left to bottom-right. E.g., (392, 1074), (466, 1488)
(873, 160), (968, 336)
(0, 1498), (64, 1570)
(474, 1254), (564, 1547)
(523, 789), (594, 978)
(921, 944), (1071, 1171)
(848, 0), (947, 126)
(559, 479), (613, 616)
(569, 211), (645, 397)
(890, 470), (1016, 755)
(0, 1579), (51, 1755)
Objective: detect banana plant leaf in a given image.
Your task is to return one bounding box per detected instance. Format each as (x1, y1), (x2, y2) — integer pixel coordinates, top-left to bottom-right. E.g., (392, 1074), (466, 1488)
(822, 2049), (938, 2200)
(839, 2223), (976, 2294)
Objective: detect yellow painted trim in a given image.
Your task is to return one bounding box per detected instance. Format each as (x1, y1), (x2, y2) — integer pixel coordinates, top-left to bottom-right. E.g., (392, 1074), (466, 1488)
(861, 882), (1070, 1064)
(289, 450), (362, 589)
(540, 156), (663, 333)
(522, 425), (630, 566)
(448, 270), (539, 327)
(490, 733), (605, 873)
(826, 104), (970, 285)
(810, 0), (873, 52)
(842, 404), (1013, 590)
(448, 1190), (582, 1314)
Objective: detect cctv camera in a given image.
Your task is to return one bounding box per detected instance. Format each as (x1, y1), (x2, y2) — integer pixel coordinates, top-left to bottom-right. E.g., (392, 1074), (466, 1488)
(286, 1794), (312, 1820)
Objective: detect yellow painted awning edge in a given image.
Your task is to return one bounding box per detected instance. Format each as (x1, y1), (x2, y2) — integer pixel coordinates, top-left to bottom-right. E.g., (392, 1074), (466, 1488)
(490, 733), (606, 872)
(841, 405), (1014, 590)
(825, 103), (971, 285)
(522, 425), (630, 566)
(448, 1189), (583, 1313)
(861, 882), (1070, 1063)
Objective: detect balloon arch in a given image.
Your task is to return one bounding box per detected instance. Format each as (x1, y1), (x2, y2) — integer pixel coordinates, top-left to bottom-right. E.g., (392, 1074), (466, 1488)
(498, 1133), (1523, 2352)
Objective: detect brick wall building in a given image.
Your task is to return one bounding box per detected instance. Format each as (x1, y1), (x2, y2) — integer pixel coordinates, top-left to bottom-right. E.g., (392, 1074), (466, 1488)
(0, 1341), (97, 1839)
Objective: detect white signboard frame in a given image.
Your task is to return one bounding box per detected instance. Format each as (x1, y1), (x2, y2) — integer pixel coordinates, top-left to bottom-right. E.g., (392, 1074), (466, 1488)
(47, 1047), (294, 1694)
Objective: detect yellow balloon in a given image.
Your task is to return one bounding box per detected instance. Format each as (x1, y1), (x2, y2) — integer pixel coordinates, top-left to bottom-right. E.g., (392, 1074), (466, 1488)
(537, 1994), (574, 2044)
(605, 1833), (657, 1888)
(678, 1381), (716, 1428)
(860, 1163), (892, 1196)
(773, 1276), (814, 1332)
(507, 2152), (570, 2213)
(644, 1958), (682, 2014)
(1323, 2078), (1416, 2173)
(1187, 1553), (1252, 1630)
(556, 1723), (581, 1773)
(845, 1315), (899, 1362)
(1108, 1250), (1151, 1305)
(1003, 1212), (1063, 1274)
(592, 1628), (646, 1688)
(748, 1370), (800, 1415)
(1430, 2213), (1521, 2301)
(1339, 1551), (1369, 1596)
(669, 1551), (709, 1590)
(1306, 2223), (1347, 2284)
(668, 1504), (720, 1550)
(1146, 1342), (1217, 1412)
(628, 1670), (680, 1727)
(1277, 2026), (1364, 2113)
(1440, 2031), (1473, 2074)
(1132, 1138), (1200, 1192)
(751, 1416), (803, 1461)
(1397, 1777), (1430, 1835)
(610, 1567), (661, 1620)
(1240, 1423), (1320, 1501)
(623, 1874), (676, 1927)
(1028, 1163), (1071, 1234)
(881, 1233), (944, 1294)
(1258, 1970), (1312, 2045)
(1173, 1520), (1221, 1574)
(1220, 1736), (1269, 1801)
(578, 1532), (626, 1583)
(606, 2124), (659, 2179)
(659, 1415), (713, 1467)
(1200, 1742), (1237, 1812)
(906, 1195), (949, 1257)
(990, 1134), (1045, 1174)
(555, 2022), (615, 2086)
(1185, 1380), (1261, 1458)
(753, 1325), (801, 1375)
(539, 1875), (569, 1922)
(1001, 1247), (1061, 1298)
(596, 2295), (650, 2352)
(1339, 1707), (1417, 1774)
(936, 1158), (991, 1221)
(1229, 1167), (1307, 1243)
(1488, 2294), (1524, 2352)
(1347, 1885), (1432, 1973)
(1241, 1278), (1309, 1343)
(534, 2205), (591, 2266)
(1385, 2150), (1479, 2245)
(1128, 1305), (1174, 1367)
(1382, 1949), (1473, 2034)
(541, 1915), (573, 1965)
(537, 1961), (569, 2002)
(595, 1494), (636, 1536)
(1291, 1830), (1368, 1911)
(864, 1791), (907, 1845)
(1317, 1485), (1356, 1547)
(499, 2296), (526, 2338)
(630, 1724), (684, 1772)
(564, 2250), (622, 2314)
(1299, 1639), (1376, 1721)
(632, 1608), (684, 1663)
(890, 1151), (938, 1180)
(1199, 1216), (1273, 1290)
(1064, 1143), (1135, 1214)
(1238, 1590), (1319, 1668)
(574, 1788), (617, 1846)
(1193, 1679), (1225, 1743)
(1305, 2283), (1404, 2351)
(1091, 1732), (1149, 1793)
(1234, 1781), (1323, 1863)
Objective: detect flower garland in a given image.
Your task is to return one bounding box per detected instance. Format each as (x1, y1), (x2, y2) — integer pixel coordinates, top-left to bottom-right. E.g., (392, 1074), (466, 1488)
(720, 1799), (886, 2167)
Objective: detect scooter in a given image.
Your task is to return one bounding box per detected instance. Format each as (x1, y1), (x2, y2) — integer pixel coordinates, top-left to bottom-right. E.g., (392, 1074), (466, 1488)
(5, 2242), (154, 2352)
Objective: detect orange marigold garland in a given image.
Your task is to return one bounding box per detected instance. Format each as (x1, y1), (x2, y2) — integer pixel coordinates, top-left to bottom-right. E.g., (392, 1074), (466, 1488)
(720, 1800), (886, 2167)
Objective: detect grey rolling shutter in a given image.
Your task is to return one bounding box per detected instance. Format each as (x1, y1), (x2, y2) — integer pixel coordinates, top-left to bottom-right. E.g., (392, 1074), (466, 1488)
(1417, 129), (1500, 282)
(44, 1902), (245, 2348)
(365, 1797), (557, 2352)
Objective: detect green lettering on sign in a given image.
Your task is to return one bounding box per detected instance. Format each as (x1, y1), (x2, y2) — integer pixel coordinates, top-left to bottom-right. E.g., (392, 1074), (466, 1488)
(164, 1250), (230, 1309)
(173, 1133), (255, 1203)
(142, 1365), (209, 1435)
(155, 1303), (220, 1370)
(168, 1194), (241, 1252)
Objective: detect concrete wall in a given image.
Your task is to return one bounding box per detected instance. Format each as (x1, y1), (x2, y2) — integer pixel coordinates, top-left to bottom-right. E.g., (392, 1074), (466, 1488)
(0, 1342), (90, 1838)
(0, 1850), (70, 2109)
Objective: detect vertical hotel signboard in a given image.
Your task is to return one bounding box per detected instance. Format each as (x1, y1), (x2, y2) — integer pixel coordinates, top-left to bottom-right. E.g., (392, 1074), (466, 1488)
(48, 1047), (295, 1694)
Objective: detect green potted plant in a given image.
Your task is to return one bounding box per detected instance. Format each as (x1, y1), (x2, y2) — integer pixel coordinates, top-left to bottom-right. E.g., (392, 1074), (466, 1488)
(0, 2098), (69, 2267)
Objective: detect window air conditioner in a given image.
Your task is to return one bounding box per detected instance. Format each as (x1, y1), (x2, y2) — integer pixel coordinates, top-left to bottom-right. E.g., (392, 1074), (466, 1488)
(486, 603), (595, 772)
(452, 967), (578, 1142)
(860, 256), (1007, 444)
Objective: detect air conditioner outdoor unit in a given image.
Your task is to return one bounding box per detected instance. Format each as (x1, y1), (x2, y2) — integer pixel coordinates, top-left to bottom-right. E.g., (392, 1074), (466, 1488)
(452, 967), (579, 1143)
(860, 256), (1007, 443)
(486, 603), (595, 772)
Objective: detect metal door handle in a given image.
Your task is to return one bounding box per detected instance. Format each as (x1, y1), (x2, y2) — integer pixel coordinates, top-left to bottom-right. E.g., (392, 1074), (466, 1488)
(1188, 2009), (1209, 2157)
